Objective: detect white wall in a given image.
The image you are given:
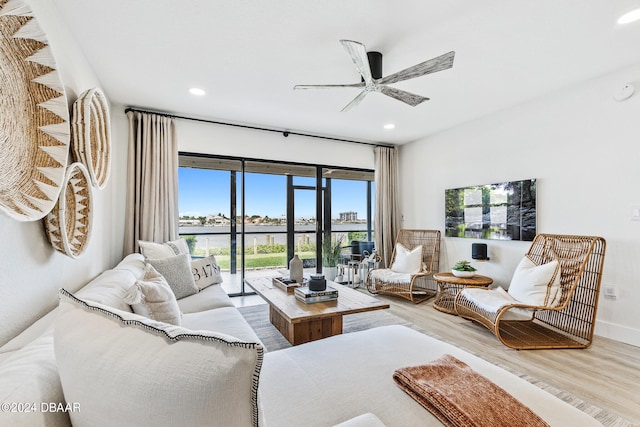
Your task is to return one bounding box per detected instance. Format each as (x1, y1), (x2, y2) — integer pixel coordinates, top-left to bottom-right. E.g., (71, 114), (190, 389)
(177, 119), (375, 170)
(399, 63), (640, 347)
(0, 1), (127, 346)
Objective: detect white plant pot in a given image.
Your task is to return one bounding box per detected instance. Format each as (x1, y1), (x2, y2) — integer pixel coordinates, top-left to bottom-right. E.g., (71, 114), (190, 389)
(452, 269), (475, 278)
(323, 266), (337, 281)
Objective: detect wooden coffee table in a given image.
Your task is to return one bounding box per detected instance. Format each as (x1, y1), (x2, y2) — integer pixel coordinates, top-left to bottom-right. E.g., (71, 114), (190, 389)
(245, 276), (390, 346)
(432, 272), (493, 314)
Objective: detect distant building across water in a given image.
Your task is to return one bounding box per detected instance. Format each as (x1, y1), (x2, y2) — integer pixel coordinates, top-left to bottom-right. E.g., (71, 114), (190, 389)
(339, 211), (358, 222)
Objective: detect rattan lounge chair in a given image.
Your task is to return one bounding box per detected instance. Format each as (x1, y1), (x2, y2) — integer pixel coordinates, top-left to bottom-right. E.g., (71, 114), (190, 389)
(366, 229), (440, 303)
(454, 234), (606, 349)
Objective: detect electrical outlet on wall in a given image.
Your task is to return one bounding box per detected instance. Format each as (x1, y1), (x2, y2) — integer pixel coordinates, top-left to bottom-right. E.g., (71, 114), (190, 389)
(603, 285), (618, 299)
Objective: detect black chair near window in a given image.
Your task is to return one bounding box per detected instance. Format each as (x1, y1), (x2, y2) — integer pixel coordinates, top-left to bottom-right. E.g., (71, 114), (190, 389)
(340, 240), (375, 264)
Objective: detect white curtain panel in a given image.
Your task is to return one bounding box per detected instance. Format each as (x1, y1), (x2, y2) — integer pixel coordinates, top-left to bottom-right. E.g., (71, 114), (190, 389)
(374, 146), (399, 267)
(124, 111), (179, 255)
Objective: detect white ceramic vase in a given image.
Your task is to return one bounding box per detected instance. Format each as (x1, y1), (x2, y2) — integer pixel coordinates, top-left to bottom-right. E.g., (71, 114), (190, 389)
(289, 255), (303, 283)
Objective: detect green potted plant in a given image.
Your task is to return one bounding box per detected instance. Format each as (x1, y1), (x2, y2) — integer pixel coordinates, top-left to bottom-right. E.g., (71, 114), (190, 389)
(451, 260), (477, 278)
(322, 235), (344, 280)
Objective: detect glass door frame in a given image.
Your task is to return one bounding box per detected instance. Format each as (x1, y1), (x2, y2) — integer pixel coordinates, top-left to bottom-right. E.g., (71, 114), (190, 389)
(178, 152), (373, 296)
(286, 169), (326, 274)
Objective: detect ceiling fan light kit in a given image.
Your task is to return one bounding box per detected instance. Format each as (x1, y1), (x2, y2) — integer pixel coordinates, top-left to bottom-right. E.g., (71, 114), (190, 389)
(294, 39), (455, 111)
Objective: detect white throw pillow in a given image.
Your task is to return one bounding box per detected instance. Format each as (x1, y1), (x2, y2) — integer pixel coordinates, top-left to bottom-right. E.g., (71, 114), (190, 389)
(147, 253), (199, 299)
(55, 289), (264, 427)
(139, 238), (191, 260)
(124, 264), (182, 325)
(508, 256), (562, 307)
(390, 243), (422, 274)
(191, 255), (223, 290)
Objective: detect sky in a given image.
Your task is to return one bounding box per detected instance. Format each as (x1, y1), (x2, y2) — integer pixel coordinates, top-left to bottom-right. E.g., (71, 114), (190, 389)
(178, 168), (372, 219)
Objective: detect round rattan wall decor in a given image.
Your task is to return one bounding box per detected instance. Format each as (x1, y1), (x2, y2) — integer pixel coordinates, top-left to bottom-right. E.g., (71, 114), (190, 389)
(71, 87), (111, 189)
(0, 0), (70, 221)
(44, 162), (93, 259)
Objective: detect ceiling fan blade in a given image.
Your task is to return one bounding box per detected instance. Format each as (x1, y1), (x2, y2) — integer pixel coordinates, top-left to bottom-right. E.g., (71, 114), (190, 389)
(340, 40), (373, 85)
(294, 83), (364, 90)
(379, 51), (455, 85)
(378, 85), (429, 107)
(341, 90), (368, 112)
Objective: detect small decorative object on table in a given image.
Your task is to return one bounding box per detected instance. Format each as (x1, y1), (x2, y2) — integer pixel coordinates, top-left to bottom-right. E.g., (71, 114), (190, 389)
(272, 277), (301, 293)
(308, 274), (327, 291)
(289, 254), (304, 283)
(451, 260), (476, 278)
(294, 285), (338, 304)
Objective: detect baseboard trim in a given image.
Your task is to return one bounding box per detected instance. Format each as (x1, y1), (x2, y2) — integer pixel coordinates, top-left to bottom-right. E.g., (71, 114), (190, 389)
(595, 320), (640, 347)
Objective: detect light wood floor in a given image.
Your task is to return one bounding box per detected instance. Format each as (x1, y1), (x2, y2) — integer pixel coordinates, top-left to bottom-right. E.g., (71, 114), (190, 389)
(381, 294), (640, 425)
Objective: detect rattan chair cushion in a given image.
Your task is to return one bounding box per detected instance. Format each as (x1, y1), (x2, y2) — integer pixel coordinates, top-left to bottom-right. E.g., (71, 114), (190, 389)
(368, 269), (413, 284)
(390, 243), (422, 273)
(460, 287), (533, 321)
(508, 256), (562, 307)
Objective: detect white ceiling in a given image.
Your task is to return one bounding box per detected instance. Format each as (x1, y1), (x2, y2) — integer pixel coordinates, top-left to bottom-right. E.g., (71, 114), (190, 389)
(54, 0), (640, 145)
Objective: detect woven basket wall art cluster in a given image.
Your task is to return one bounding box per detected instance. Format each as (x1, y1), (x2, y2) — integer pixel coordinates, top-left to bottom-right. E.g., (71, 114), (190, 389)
(71, 87), (111, 189)
(0, 0), (70, 221)
(44, 162), (93, 258)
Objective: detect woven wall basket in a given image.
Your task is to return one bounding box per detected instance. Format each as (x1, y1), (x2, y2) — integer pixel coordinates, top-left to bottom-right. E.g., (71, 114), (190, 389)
(71, 87), (111, 189)
(0, 0), (70, 221)
(44, 162), (93, 259)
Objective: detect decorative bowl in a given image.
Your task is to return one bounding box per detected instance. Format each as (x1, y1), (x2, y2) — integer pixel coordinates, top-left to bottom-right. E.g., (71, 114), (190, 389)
(452, 269), (476, 278)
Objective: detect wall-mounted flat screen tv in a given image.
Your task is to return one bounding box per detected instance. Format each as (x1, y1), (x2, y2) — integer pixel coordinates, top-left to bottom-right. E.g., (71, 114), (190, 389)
(445, 178), (536, 241)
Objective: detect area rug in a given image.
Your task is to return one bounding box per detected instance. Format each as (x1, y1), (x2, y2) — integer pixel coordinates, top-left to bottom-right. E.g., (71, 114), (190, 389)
(238, 304), (633, 427)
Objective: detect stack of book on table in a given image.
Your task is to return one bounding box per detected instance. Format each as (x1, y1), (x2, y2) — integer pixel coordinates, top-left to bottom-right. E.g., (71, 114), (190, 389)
(294, 286), (338, 304)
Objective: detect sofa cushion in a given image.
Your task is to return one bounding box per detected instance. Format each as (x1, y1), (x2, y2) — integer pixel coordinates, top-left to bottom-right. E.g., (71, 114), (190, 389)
(0, 327), (70, 427)
(147, 253), (199, 299)
(177, 282), (234, 313)
(508, 256), (562, 307)
(112, 253), (147, 277)
(191, 255), (223, 290)
(0, 308), (59, 355)
(139, 238), (191, 260)
(75, 268), (138, 312)
(55, 289), (264, 427)
(123, 264), (182, 325)
(259, 325), (601, 427)
(333, 413), (386, 427)
(181, 307), (262, 345)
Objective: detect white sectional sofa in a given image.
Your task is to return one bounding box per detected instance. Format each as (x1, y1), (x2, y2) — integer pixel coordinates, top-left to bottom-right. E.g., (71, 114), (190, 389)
(0, 253), (603, 426)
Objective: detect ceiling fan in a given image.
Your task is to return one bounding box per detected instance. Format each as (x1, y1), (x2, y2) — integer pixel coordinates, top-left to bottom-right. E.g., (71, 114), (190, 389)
(294, 40), (455, 112)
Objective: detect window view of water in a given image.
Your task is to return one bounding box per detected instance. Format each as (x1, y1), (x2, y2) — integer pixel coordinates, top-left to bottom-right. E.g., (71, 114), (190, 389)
(179, 223), (369, 252)
(178, 155), (374, 293)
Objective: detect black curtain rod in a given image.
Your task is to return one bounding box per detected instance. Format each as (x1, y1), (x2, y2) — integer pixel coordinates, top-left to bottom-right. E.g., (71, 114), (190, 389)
(124, 107), (391, 148)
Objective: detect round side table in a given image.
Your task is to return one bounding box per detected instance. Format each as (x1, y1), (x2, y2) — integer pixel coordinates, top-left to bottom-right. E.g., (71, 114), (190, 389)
(432, 272), (493, 314)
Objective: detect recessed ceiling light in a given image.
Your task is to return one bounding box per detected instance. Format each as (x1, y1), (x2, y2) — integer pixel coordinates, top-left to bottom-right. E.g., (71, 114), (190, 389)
(384, 123), (395, 130)
(189, 87), (206, 96)
(618, 8), (640, 24)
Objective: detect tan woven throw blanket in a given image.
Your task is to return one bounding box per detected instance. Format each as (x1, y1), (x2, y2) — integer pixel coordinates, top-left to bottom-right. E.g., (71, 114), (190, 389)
(393, 354), (550, 427)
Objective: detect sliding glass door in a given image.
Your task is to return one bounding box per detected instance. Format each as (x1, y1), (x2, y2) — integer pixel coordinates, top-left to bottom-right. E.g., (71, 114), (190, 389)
(178, 153), (374, 296)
